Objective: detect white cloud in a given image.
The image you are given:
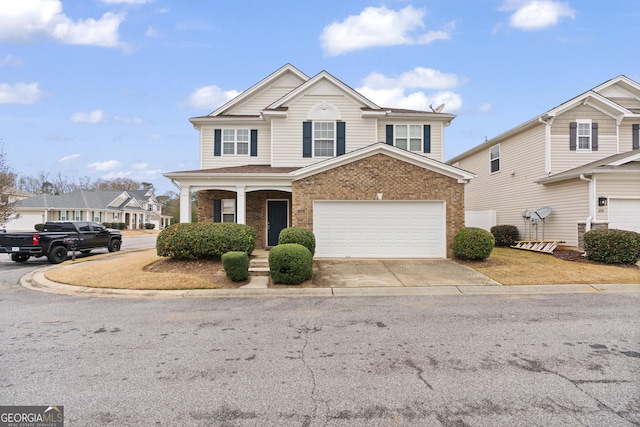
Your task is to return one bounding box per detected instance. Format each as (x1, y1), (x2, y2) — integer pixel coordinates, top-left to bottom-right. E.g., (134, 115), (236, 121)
(500, 0), (576, 30)
(182, 85), (240, 109)
(59, 153), (80, 162)
(114, 115), (143, 124)
(88, 160), (121, 171)
(479, 103), (492, 113)
(145, 26), (158, 37)
(0, 82), (42, 104)
(101, 170), (132, 179)
(131, 162), (148, 169)
(320, 6), (453, 56)
(0, 0), (125, 47)
(0, 54), (23, 67)
(356, 68), (463, 112)
(148, 134), (162, 140)
(71, 110), (104, 124)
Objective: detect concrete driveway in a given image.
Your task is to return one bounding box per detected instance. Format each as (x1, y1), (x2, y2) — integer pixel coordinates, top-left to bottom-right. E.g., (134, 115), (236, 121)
(314, 259), (501, 287)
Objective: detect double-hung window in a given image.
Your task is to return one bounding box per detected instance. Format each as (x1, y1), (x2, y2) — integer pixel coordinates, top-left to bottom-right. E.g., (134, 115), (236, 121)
(577, 119), (591, 150)
(73, 210), (82, 221)
(490, 145), (500, 173)
(395, 125), (422, 152)
(314, 122), (335, 157)
(222, 199), (235, 223)
(59, 211), (68, 221)
(222, 129), (249, 155)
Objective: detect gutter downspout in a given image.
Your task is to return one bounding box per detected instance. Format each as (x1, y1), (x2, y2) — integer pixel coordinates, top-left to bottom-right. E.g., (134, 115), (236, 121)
(539, 116), (554, 175)
(580, 174), (594, 232)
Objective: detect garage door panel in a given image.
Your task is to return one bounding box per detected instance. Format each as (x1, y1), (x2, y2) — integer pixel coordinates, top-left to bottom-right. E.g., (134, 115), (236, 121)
(609, 199), (640, 233)
(314, 201), (445, 258)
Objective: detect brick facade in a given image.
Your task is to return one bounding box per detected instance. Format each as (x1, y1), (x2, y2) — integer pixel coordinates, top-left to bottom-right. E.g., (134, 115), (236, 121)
(577, 222), (608, 249)
(198, 189), (292, 249)
(291, 154), (465, 258)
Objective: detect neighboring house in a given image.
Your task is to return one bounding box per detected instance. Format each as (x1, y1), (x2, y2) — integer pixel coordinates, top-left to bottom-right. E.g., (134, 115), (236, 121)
(6, 189), (171, 231)
(2, 187), (35, 204)
(448, 75), (640, 248)
(164, 64), (474, 258)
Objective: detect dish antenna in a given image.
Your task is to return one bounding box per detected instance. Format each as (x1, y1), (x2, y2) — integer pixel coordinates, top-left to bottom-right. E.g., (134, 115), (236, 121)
(429, 103), (445, 113)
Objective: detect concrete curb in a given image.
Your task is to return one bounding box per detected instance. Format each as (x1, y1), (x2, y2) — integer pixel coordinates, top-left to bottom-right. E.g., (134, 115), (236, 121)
(19, 266), (640, 299)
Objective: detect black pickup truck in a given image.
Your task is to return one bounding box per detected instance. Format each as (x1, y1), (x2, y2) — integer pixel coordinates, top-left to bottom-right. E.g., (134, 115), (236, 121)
(0, 221), (122, 264)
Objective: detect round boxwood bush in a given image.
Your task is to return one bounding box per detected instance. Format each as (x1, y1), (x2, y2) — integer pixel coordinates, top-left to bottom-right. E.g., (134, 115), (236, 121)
(278, 227), (316, 255)
(491, 224), (520, 247)
(269, 243), (313, 285)
(453, 227), (495, 260)
(221, 251), (249, 281)
(156, 222), (255, 260)
(583, 229), (640, 264)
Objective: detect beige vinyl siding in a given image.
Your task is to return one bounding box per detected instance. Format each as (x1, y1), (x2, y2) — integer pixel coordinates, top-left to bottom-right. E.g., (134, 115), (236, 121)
(593, 173), (640, 222)
(550, 105), (618, 174)
(619, 121), (640, 152)
(270, 94), (376, 167)
(457, 124), (594, 246)
(227, 73), (306, 116)
(607, 97), (640, 110)
(200, 122), (271, 169)
(377, 120), (444, 162)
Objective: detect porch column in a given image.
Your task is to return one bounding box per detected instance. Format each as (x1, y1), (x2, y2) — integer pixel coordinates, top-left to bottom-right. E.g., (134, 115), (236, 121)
(179, 186), (192, 223)
(236, 185), (246, 224)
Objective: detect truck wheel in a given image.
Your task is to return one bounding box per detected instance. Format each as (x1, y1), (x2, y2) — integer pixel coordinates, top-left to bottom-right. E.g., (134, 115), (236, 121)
(108, 239), (121, 252)
(11, 253), (30, 262)
(47, 246), (68, 264)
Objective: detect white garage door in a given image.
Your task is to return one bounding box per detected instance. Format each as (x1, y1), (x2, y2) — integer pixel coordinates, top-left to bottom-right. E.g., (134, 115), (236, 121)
(4, 213), (43, 231)
(313, 201), (445, 258)
(609, 199), (640, 233)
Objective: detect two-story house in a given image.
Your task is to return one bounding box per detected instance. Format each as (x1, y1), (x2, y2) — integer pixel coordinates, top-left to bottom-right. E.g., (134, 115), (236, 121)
(164, 64), (474, 258)
(448, 75), (640, 248)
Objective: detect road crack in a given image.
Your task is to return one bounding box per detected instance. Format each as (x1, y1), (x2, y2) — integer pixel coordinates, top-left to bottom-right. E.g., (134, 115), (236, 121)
(404, 358), (434, 390)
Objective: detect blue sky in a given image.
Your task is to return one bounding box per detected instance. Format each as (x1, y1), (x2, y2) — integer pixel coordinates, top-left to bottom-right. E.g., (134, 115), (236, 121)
(1, 0), (638, 195)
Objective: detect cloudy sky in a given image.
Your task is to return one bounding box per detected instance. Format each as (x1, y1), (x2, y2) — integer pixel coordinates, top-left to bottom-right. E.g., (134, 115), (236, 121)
(0, 0), (637, 194)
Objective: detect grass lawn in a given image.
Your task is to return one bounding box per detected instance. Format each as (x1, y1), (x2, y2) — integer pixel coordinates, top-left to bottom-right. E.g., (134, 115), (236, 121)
(44, 247), (640, 290)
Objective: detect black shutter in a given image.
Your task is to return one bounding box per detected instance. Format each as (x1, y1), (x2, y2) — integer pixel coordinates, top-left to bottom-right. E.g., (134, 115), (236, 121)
(591, 122), (598, 151)
(386, 124), (394, 145)
(569, 122), (577, 151)
(303, 122), (312, 158)
(336, 122), (346, 156)
(214, 129), (222, 156)
(633, 124), (640, 150)
(423, 124), (431, 153)
(213, 199), (221, 222)
(250, 129), (258, 156)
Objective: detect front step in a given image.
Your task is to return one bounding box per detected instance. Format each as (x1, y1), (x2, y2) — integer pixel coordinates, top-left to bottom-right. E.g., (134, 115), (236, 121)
(249, 258), (270, 276)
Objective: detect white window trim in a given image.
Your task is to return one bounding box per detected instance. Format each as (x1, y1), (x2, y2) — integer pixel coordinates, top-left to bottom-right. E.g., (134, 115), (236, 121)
(490, 144), (501, 174)
(313, 121), (336, 158)
(222, 199), (236, 223)
(394, 124), (423, 152)
(222, 129), (250, 156)
(576, 119), (592, 151)
(73, 210), (82, 221)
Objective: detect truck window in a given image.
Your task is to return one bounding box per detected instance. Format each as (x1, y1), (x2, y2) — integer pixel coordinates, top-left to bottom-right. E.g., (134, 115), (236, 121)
(78, 223), (90, 232)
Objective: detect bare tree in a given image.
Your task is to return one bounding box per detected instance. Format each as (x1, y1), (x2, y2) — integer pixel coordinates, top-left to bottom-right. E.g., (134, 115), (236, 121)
(0, 145), (19, 226)
(17, 172), (145, 194)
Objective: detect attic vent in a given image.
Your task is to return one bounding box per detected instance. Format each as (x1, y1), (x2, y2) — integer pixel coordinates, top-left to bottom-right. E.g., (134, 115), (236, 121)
(308, 103), (341, 120)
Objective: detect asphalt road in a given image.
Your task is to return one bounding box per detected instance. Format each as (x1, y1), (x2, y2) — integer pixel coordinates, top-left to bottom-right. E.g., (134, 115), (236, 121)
(1, 257), (639, 426)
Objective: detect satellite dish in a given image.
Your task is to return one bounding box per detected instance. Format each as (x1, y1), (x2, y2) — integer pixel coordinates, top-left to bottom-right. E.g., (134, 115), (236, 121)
(434, 103), (445, 113)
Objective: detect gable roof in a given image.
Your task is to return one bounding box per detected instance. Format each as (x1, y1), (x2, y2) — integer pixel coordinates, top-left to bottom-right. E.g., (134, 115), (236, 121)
(16, 189), (156, 211)
(448, 75), (640, 164)
(210, 63), (309, 117)
(291, 142), (474, 183)
(536, 148), (640, 184)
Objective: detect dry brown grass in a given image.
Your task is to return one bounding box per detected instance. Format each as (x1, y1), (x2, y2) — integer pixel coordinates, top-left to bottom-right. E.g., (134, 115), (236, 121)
(45, 250), (220, 290)
(459, 247), (640, 285)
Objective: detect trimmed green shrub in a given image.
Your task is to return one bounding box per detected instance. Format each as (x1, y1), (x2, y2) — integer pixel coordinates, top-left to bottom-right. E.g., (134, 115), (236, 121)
(156, 222), (255, 260)
(453, 227), (495, 260)
(117, 222), (126, 230)
(102, 222), (113, 228)
(269, 243), (313, 285)
(34, 223), (44, 231)
(144, 223), (156, 230)
(491, 225), (520, 247)
(278, 227), (316, 255)
(583, 229), (640, 265)
(221, 251), (249, 281)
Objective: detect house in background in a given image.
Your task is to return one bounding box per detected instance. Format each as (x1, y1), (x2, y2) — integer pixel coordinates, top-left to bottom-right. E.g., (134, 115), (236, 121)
(448, 75), (640, 248)
(164, 64), (474, 258)
(2, 187), (34, 204)
(6, 189), (171, 231)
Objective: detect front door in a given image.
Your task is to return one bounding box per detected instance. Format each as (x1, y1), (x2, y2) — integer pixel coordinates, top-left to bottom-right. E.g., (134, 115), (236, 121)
(267, 200), (288, 247)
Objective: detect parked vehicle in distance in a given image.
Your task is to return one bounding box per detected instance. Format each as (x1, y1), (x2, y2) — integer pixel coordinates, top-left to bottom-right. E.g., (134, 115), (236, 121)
(0, 221), (122, 264)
